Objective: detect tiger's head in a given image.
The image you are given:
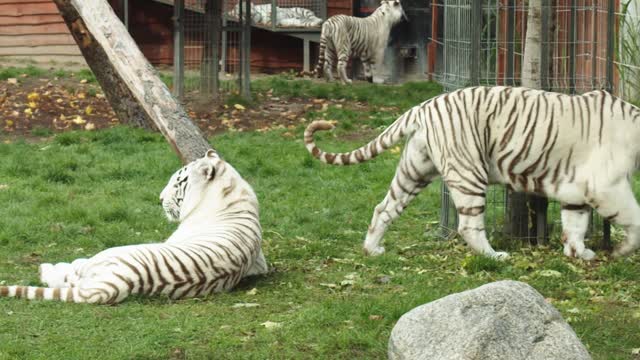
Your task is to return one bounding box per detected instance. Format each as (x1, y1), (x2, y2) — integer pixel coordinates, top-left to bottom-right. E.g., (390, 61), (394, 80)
(160, 149), (221, 222)
(380, 0), (408, 23)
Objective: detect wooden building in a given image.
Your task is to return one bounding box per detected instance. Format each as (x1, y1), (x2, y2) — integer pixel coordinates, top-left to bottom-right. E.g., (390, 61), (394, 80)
(0, 0), (87, 65)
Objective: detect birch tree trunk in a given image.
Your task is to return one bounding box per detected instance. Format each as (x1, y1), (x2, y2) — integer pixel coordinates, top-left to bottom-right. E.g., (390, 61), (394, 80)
(507, 0), (548, 243)
(52, 0), (212, 163)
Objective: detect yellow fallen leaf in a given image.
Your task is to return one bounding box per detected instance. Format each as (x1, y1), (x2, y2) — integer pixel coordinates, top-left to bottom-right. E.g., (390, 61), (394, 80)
(80, 79), (88, 84)
(85, 122), (95, 131)
(24, 108), (32, 116)
(27, 92), (39, 101)
(56, 98), (64, 104)
(77, 92), (86, 99)
(246, 288), (258, 296)
(389, 146), (401, 154)
(72, 115), (86, 125)
(28, 101), (37, 109)
(85, 105), (93, 115)
(5, 120), (13, 127)
(234, 104), (245, 111)
(7, 78), (17, 85)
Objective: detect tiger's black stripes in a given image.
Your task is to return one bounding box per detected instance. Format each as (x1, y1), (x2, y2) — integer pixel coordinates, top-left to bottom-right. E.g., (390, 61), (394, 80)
(304, 85), (640, 260)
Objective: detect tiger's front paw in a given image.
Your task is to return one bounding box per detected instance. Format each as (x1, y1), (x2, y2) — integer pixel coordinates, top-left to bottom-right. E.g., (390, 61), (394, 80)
(363, 246), (385, 256)
(580, 249), (596, 261)
(492, 251), (510, 261)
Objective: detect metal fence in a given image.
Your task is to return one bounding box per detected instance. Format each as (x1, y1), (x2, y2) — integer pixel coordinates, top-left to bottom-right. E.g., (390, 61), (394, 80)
(172, 0), (329, 100)
(430, 0), (639, 246)
(173, 0), (251, 100)
(223, 0), (326, 31)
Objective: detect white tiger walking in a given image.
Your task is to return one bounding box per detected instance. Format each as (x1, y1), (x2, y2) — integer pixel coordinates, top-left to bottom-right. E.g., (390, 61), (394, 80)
(314, 0), (407, 84)
(305, 86), (640, 260)
(0, 150), (268, 304)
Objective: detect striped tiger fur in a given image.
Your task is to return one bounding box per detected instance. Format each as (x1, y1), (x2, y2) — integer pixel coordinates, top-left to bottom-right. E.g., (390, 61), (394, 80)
(0, 150), (268, 304)
(314, 0), (407, 84)
(228, 3), (323, 28)
(304, 86), (640, 261)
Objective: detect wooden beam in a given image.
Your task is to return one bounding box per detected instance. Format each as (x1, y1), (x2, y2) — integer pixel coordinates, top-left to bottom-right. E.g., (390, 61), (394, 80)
(52, 0), (212, 163)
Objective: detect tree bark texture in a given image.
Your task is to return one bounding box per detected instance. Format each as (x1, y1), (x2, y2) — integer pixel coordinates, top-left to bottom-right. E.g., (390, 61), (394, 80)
(52, 0), (212, 163)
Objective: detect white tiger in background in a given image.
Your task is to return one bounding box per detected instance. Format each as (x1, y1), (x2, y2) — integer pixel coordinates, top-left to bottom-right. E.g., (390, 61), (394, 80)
(227, 3), (323, 28)
(305, 86), (640, 261)
(314, 0), (407, 84)
(0, 150), (268, 304)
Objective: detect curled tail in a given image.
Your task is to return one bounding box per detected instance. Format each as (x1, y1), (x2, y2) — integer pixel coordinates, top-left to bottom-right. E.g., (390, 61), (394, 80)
(0, 285), (79, 302)
(304, 112), (416, 166)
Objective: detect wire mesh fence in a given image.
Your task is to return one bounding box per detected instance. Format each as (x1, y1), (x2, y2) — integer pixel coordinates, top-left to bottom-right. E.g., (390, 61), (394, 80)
(223, 0), (326, 30)
(169, 0), (250, 101)
(430, 0), (638, 246)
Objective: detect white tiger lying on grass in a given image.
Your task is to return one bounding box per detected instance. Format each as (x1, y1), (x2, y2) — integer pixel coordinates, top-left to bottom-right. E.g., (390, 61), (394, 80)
(0, 150), (268, 304)
(314, 0), (407, 84)
(305, 86), (640, 261)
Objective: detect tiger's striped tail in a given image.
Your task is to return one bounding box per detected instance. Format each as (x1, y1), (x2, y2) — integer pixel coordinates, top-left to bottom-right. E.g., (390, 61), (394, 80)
(313, 33), (327, 78)
(304, 112), (415, 166)
(0, 285), (80, 302)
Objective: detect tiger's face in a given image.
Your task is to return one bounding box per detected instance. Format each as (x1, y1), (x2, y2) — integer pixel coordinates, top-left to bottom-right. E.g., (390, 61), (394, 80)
(381, 0), (408, 23)
(160, 150), (218, 222)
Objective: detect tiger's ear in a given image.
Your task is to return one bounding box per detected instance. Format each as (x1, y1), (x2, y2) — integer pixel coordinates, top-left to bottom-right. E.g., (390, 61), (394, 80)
(205, 149), (216, 158)
(197, 161), (216, 181)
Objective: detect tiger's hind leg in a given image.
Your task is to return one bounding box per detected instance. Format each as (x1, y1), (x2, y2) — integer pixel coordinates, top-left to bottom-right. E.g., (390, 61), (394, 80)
(590, 181), (640, 257)
(446, 185), (509, 260)
(363, 137), (438, 256)
(245, 248), (268, 276)
(337, 49), (352, 84)
(323, 52), (335, 82)
(361, 59), (373, 83)
(39, 258), (88, 288)
(560, 204), (595, 260)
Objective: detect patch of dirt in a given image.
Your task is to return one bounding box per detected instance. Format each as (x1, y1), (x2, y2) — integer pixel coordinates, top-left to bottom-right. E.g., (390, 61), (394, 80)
(0, 72), (361, 139)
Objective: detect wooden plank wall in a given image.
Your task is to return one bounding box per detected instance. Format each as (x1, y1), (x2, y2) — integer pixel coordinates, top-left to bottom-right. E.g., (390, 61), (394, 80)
(0, 0), (86, 65)
(328, 0), (353, 17)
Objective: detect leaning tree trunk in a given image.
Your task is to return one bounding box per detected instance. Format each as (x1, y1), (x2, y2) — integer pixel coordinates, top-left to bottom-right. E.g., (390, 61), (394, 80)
(507, 0), (548, 244)
(52, 0), (211, 163)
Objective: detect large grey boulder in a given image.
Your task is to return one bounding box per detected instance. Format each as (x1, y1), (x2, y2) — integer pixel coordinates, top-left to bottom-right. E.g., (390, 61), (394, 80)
(388, 280), (591, 360)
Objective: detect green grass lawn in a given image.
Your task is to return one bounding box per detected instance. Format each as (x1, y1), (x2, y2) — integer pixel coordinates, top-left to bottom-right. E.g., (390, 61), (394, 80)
(0, 79), (638, 359)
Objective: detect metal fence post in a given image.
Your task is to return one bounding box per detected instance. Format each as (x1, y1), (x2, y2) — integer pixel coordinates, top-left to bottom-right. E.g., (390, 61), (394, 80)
(506, 0), (515, 86)
(470, 0), (482, 85)
(271, 0), (277, 31)
(602, 0), (616, 250)
(540, 0), (550, 91)
(568, 0), (576, 94)
(202, 0), (221, 98)
(241, 0), (252, 100)
(173, 0), (184, 100)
